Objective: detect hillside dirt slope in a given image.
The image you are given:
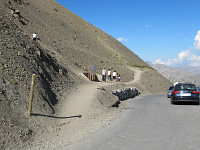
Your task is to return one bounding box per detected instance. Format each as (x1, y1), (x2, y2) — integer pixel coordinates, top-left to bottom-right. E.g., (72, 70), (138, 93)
(0, 0), (172, 149)
(6, 0), (153, 81)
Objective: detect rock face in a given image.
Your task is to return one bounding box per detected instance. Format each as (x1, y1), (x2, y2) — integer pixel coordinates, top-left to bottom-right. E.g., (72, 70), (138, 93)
(0, 0), (171, 149)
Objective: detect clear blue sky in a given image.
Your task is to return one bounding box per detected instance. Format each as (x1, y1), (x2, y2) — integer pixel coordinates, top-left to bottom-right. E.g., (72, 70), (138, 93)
(55, 0), (200, 67)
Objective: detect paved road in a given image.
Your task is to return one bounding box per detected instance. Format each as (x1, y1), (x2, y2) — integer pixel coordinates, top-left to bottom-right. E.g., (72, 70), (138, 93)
(63, 94), (200, 150)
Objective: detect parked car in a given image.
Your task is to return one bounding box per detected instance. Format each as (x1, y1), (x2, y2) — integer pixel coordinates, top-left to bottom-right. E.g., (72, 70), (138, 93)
(167, 86), (174, 98)
(171, 83), (199, 104)
(196, 87), (200, 92)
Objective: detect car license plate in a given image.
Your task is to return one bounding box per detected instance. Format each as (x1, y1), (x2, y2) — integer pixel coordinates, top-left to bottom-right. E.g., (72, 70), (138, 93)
(182, 93), (191, 96)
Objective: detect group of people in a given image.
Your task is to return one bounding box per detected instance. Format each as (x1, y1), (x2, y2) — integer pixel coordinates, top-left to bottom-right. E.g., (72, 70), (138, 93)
(102, 67), (120, 82)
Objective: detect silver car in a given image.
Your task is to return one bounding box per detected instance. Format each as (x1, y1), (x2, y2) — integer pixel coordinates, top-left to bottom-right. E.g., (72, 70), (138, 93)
(167, 86), (174, 98)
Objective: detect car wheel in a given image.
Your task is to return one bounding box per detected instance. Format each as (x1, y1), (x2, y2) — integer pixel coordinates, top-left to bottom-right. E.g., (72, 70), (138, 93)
(171, 99), (174, 105)
(196, 101), (199, 105)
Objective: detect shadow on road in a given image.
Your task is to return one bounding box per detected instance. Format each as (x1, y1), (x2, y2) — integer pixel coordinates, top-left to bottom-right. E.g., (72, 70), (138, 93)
(31, 113), (82, 119)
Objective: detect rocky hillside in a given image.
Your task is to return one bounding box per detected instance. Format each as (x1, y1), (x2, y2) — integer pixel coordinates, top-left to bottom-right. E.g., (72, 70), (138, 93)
(0, 0), (171, 149)
(8, 0), (158, 80)
(0, 1), (80, 149)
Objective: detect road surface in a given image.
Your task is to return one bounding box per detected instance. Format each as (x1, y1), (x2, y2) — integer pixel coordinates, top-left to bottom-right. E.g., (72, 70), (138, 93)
(61, 94), (200, 150)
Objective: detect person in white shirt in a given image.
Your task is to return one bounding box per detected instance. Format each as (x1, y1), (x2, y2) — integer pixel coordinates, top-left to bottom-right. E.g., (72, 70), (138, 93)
(113, 71), (116, 81)
(107, 68), (111, 81)
(32, 33), (37, 41)
(102, 67), (106, 82)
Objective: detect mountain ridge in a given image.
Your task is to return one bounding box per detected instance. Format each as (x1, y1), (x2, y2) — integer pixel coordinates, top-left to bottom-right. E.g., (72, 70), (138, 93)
(148, 62), (200, 86)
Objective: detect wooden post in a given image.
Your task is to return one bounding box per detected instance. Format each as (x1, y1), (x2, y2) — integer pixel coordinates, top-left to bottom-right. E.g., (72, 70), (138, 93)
(28, 74), (38, 116)
(89, 65), (92, 81)
(92, 66), (96, 81)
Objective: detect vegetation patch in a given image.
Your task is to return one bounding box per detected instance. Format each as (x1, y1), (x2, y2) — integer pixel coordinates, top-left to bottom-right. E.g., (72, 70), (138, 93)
(131, 64), (155, 70)
(12, 81), (18, 85)
(1, 66), (6, 71)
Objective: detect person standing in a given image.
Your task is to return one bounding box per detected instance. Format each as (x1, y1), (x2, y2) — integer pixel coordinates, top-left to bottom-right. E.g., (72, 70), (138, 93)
(32, 32), (37, 41)
(132, 75), (134, 80)
(108, 68), (111, 81)
(102, 67), (106, 82)
(118, 74), (121, 82)
(113, 70), (116, 81)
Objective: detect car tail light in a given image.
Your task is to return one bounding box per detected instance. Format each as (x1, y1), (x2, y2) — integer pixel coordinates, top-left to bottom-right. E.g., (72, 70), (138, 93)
(172, 91), (180, 94)
(192, 91), (200, 94)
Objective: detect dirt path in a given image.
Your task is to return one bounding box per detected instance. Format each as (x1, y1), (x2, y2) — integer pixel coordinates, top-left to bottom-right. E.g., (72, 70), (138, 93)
(58, 81), (113, 129)
(32, 67), (143, 150)
(126, 67), (143, 83)
(52, 67), (143, 147)
(59, 66), (143, 121)
(59, 83), (99, 125)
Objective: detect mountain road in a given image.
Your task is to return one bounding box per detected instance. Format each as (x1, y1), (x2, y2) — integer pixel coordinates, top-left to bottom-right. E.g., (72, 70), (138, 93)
(63, 94), (200, 150)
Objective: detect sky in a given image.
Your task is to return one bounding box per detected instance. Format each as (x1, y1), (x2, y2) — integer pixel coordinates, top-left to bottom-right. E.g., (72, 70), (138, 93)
(55, 0), (200, 67)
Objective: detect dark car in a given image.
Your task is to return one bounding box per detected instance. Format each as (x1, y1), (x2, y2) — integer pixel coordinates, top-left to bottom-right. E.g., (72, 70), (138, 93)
(171, 83), (199, 104)
(167, 86), (174, 98)
(196, 87), (200, 92)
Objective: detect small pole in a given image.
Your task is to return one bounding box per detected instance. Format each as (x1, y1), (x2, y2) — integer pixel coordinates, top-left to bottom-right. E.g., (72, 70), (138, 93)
(28, 74), (38, 116)
(90, 65), (92, 81)
(91, 65), (94, 81)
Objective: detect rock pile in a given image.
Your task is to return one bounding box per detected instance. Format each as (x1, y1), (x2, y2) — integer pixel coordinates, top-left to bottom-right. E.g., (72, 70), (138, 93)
(111, 87), (140, 107)
(112, 87), (140, 101)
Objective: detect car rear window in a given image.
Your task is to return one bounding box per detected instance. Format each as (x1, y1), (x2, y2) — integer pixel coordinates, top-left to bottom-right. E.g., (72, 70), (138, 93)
(174, 84), (196, 91)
